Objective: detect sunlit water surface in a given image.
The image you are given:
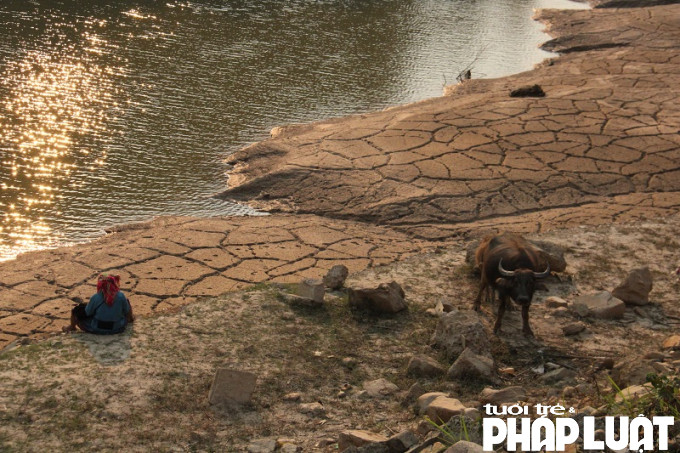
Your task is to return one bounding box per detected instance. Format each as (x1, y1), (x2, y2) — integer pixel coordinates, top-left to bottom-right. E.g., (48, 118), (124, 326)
(0, 0), (586, 260)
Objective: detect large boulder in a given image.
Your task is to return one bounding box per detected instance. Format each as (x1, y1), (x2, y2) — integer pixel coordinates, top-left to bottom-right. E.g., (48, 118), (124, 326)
(612, 267), (653, 306)
(407, 355), (445, 378)
(424, 396), (466, 424)
(572, 291), (626, 319)
(431, 310), (490, 361)
(447, 348), (497, 384)
(323, 265), (349, 290)
(479, 386), (527, 405)
(348, 281), (407, 314)
(338, 430), (388, 451)
(208, 368), (257, 406)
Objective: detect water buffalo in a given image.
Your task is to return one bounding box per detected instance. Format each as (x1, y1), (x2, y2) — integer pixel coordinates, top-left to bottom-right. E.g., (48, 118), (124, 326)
(473, 233), (550, 337)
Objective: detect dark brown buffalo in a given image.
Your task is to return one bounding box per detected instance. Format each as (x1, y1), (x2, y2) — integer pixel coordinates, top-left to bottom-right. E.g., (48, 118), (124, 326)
(474, 233), (550, 337)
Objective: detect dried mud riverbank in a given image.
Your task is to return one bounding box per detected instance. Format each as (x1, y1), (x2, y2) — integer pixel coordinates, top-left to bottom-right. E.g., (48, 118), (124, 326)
(2, 1), (679, 348)
(1, 216), (680, 451)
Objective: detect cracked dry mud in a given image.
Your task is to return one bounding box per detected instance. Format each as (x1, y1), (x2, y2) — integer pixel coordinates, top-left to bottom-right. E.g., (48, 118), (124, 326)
(2, 2), (680, 349)
(222, 4), (680, 238)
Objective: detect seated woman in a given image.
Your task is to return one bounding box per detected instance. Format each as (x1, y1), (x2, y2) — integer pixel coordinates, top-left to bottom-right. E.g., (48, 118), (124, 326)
(64, 274), (135, 334)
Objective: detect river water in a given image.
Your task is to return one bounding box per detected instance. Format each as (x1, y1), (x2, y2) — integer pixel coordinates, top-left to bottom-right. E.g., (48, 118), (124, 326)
(0, 0), (585, 260)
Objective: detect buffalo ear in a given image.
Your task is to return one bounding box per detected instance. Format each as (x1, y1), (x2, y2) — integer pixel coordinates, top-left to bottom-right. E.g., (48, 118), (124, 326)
(535, 282), (548, 292)
(495, 277), (513, 289)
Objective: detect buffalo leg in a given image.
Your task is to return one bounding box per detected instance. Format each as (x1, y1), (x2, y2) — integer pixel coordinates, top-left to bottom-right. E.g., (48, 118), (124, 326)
(521, 304), (534, 337)
(474, 274), (487, 311)
(493, 295), (507, 334)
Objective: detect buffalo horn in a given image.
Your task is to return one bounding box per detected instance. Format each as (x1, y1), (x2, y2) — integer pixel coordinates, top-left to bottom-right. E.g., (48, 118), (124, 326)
(533, 263), (551, 278)
(497, 259), (516, 277)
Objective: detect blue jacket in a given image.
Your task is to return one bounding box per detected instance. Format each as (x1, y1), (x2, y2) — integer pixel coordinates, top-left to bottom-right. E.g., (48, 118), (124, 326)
(84, 291), (131, 334)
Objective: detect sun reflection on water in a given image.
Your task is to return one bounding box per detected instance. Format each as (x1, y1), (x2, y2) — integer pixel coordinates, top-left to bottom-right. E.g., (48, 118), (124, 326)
(0, 16), (123, 260)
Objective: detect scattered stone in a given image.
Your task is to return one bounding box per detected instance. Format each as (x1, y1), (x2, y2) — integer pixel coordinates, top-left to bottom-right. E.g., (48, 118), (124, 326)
(279, 443), (301, 453)
(338, 430), (388, 451)
(299, 402), (325, 417)
(440, 298), (456, 313)
(407, 355), (446, 378)
(342, 357), (358, 369)
(595, 357), (615, 370)
(447, 348), (497, 384)
(562, 386), (576, 398)
(416, 392), (448, 414)
(562, 321), (586, 336)
(208, 368), (257, 406)
(509, 84), (546, 98)
(539, 367), (576, 385)
(445, 440), (484, 453)
(530, 240), (567, 272)
(323, 265), (349, 290)
(348, 281), (407, 314)
(479, 386), (527, 405)
(403, 383), (426, 405)
(431, 310), (490, 361)
(283, 392), (302, 402)
(652, 361), (673, 375)
(296, 278), (325, 303)
(385, 430), (419, 453)
(280, 293), (322, 307)
(464, 407), (481, 419)
(615, 384), (652, 403)
(498, 367), (515, 376)
(544, 296), (569, 308)
(662, 335), (680, 350)
(247, 438), (277, 453)
(443, 416), (483, 444)
(612, 267), (653, 306)
(572, 291), (626, 319)
(363, 378), (399, 398)
(425, 396), (466, 424)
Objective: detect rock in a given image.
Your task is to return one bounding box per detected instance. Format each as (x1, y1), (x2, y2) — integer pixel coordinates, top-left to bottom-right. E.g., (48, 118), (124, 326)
(342, 357), (358, 369)
(540, 367), (576, 385)
(447, 348), (497, 384)
(662, 335), (680, 350)
(385, 431), (419, 453)
(595, 357), (615, 370)
(425, 396), (466, 423)
(296, 279), (325, 303)
(652, 361), (673, 375)
(431, 310), (490, 361)
(403, 383), (426, 405)
(445, 440), (484, 453)
(283, 392), (302, 402)
(562, 322), (586, 336)
(416, 392), (449, 414)
(615, 384), (652, 403)
(544, 296), (569, 308)
(644, 351), (665, 361)
(323, 265), (349, 290)
(529, 240), (567, 272)
(441, 298), (456, 313)
(280, 293), (322, 307)
(464, 407), (481, 419)
(510, 84), (546, 98)
(208, 368), (257, 406)
(247, 438), (277, 453)
(363, 378), (399, 398)
(279, 443), (301, 453)
(572, 291), (626, 319)
(338, 430), (388, 451)
(299, 402), (326, 417)
(348, 281), (407, 314)
(443, 416), (483, 444)
(407, 355), (446, 378)
(479, 386), (527, 405)
(612, 267), (653, 306)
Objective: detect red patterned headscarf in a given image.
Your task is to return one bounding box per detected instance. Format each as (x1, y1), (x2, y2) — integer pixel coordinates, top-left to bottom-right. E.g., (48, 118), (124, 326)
(97, 274), (120, 307)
